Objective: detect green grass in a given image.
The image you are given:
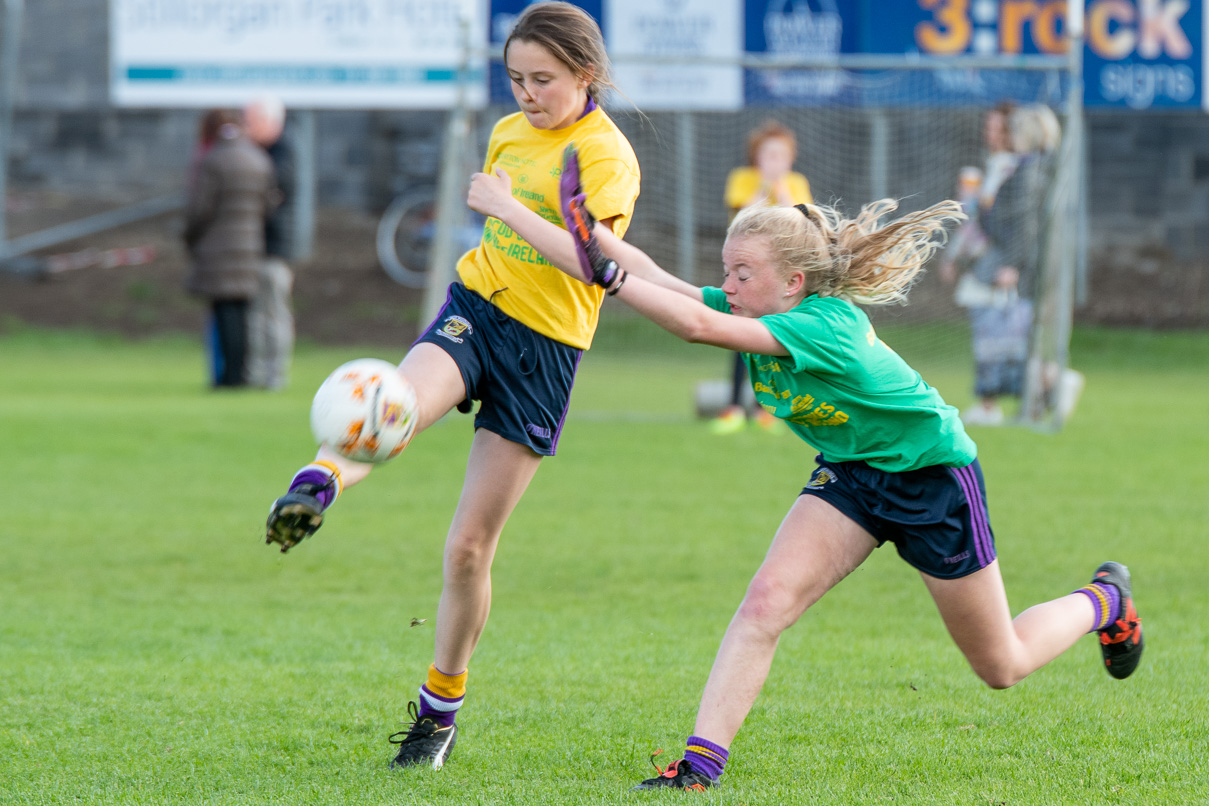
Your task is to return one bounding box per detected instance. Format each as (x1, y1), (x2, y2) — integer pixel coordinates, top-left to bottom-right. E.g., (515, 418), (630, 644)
(1, 322), (1207, 804)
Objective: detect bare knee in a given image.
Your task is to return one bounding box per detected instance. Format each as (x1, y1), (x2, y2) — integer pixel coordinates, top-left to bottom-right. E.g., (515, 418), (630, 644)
(735, 573), (808, 635)
(970, 658), (1026, 690)
(444, 529), (498, 579)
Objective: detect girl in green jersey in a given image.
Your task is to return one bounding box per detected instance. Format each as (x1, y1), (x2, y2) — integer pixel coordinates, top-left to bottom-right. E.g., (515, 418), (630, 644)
(555, 147), (1143, 791)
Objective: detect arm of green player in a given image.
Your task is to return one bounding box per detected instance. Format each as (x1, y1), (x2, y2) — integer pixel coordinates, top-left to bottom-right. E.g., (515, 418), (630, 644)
(559, 145), (786, 357)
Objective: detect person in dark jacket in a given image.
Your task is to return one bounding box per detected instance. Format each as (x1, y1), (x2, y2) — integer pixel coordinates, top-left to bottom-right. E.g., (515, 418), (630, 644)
(184, 118), (276, 388)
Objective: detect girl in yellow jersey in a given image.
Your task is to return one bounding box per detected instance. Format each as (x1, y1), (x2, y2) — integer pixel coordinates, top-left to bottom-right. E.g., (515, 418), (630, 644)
(264, 2), (640, 770)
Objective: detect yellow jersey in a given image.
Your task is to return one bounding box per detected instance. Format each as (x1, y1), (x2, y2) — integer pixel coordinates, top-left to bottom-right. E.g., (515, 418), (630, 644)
(724, 167), (812, 212)
(457, 107), (641, 349)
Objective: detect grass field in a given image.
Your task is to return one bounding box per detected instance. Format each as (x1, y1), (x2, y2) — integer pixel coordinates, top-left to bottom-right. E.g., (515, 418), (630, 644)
(2, 319), (1207, 804)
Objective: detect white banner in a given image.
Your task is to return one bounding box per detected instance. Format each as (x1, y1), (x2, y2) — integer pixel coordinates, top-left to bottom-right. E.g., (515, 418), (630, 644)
(110, 0), (487, 109)
(606, 0), (743, 111)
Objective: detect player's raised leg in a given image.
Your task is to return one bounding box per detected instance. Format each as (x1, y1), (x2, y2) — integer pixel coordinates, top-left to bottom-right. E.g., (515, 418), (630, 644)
(922, 558), (1142, 688)
(390, 429), (543, 770)
(265, 343), (468, 552)
(636, 496), (877, 790)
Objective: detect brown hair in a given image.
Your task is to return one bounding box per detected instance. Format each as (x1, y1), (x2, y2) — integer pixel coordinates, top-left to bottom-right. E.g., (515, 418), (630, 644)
(746, 119), (797, 167)
(727, 199), (966, 306)
(197, 108), (240, 148)
(504, 1), (615, 102)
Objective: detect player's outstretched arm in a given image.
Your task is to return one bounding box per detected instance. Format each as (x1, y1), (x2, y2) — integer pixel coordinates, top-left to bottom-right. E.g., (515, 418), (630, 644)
(558, 144), (701, 300)
(558, 156), (785, 356)
(610, 269), (787, 355)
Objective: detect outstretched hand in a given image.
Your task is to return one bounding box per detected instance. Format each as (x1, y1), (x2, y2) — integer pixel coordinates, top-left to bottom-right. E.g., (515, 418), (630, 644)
(559, 144), (619, 288)
(467, 167), (514, 220)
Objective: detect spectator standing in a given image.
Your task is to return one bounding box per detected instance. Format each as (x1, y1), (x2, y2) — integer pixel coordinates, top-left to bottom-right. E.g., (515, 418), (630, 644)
(713, 120), (813, 435)
(183, 117), (276, 388)
(960, 105), (1047, 425)
(243, 95), (295, 390)
(188, 109), (240, 190)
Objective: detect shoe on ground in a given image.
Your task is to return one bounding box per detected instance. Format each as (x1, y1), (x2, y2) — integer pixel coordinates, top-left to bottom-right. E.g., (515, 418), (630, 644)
(1055, 369), (1085, 423)
(264, 484), (325, 553)
(389, 701), (457, 770)
(961, 402), (1005, 427)
(709, 407), (747, 436)
(633, 755), (717, 791)
(751, 408), (783, 434)
(1092, 561), (1144, 680)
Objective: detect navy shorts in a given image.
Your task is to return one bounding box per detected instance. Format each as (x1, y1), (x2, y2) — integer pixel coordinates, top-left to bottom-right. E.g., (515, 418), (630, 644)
(800, 456), (997, 579)
(413, 283), (582, 456)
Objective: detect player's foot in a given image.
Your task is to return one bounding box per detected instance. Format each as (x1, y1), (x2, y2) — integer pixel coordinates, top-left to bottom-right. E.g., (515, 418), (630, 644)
(1055, 368), (1085, 423)
(264, 484), (325, 553)
(709, 407), (747, 436)
(751, 408), (783, 434)
(1091, 561), (1144, 679)
(389, 701), (457, 770)
(961, 402), (1004, 426)
(633, 755), (717, 791)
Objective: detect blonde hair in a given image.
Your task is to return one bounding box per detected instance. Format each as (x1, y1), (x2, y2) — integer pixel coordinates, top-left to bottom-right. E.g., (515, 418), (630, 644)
(1008, 106), (1047, 154)
(727, 199), (966, 306)
(1029, 104), (1062, 154)
(504, 1), (615, 103)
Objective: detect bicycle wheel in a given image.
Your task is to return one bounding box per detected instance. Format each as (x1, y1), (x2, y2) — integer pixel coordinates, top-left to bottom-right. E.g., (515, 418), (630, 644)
(376, 187), (437, 288)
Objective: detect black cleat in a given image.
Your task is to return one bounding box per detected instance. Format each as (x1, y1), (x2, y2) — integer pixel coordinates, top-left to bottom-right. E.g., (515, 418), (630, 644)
(389, 701), (457, 770)
(1091, 561), (1144, 679)
(633, 753), (717, 792)
(265, 484), (325, 553)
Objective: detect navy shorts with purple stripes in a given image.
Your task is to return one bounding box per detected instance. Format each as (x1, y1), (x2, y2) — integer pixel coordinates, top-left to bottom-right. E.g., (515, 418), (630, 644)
(413, 282), (582, 456)
(800, 455), (996, 579)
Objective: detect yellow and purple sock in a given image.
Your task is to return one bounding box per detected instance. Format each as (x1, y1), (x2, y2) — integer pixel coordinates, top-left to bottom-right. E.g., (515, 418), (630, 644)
(417, 664), (466, 728)
(685, 735), (728, 781)
(288, 461), (343, 510)
(1074, 581), (1121, 632)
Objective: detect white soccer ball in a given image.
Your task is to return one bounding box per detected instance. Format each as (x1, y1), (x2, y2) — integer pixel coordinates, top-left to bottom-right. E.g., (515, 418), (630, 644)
(310, 358), (418, 464)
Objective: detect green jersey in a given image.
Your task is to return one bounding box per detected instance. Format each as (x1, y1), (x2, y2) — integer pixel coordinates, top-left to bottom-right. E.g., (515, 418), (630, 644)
(702, 288), (976, 472)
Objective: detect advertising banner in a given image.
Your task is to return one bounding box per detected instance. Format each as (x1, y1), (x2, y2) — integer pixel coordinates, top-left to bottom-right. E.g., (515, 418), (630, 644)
(607, 0), (743, 110)
(111, 0), (488, 109)
(1083, 0), (1203, 109)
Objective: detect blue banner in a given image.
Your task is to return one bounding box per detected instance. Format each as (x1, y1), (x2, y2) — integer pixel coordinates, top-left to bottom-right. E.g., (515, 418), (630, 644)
(486, 0), (1203, 109)
(741, 0), (1068, 106)
(1083, 0), (1203, 109)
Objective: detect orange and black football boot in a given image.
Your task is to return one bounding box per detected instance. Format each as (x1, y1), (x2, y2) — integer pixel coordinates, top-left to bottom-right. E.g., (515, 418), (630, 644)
(1092, 561), (1144, 679)
(633, 753), (717, 792)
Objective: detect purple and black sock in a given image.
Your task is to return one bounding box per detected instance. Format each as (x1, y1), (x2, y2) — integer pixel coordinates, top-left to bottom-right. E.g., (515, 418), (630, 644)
(289, 462), (342, 510)
(684, 735), (728, 781)
(1074, 581), (1121, 632)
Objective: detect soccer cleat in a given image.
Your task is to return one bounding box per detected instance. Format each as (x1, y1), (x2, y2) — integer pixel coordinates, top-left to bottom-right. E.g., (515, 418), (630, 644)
(389, 701), (457, 771)
(751, 408), (783, 434)
(1091, 561), (1144, 680)
(708, 408), (747, 436)
(264, 483), (325, 553)
(633, 753), (717, 792)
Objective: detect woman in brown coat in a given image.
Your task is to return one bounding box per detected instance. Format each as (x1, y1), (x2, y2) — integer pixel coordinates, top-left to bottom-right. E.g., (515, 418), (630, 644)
(184, 115), (276, 387)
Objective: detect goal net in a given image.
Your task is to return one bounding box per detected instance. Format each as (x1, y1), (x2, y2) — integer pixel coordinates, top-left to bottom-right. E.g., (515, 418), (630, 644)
(477, 58), (1083, 429)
